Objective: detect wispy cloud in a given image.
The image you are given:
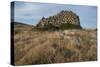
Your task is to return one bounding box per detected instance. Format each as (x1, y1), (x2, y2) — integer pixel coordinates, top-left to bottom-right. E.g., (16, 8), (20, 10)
(13, 1), (97, 29)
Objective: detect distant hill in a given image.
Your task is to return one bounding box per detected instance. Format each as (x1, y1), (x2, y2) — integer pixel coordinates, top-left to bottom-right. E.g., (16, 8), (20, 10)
(11, 22), (34, 34)
(36, 10), (82, 31)
(11, 22), (32, 27)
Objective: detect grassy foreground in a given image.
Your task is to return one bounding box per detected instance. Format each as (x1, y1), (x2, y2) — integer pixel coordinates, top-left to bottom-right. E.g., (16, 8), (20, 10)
(14, 26), (97, 65)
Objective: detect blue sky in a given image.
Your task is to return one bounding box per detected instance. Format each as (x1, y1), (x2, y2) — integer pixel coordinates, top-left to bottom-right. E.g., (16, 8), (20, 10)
(13, 1), (97, 29)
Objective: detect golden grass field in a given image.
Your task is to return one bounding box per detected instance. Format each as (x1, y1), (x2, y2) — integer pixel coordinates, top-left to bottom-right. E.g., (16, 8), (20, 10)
(14, 25), (97, 65)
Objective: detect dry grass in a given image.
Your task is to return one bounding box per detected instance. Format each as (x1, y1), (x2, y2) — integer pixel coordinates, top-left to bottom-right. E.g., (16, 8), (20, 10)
(14, 27), (97, 65)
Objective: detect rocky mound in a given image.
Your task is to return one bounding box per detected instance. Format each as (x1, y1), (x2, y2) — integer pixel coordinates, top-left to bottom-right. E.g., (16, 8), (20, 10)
(36, 10), (82, 30)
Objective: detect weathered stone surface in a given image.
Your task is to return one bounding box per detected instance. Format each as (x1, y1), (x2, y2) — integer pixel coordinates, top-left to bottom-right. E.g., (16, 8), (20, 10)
(36, 10), (82, 30)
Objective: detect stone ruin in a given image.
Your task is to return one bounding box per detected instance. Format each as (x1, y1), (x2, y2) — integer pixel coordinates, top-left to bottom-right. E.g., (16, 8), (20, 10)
(36, 10), (82, 30)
